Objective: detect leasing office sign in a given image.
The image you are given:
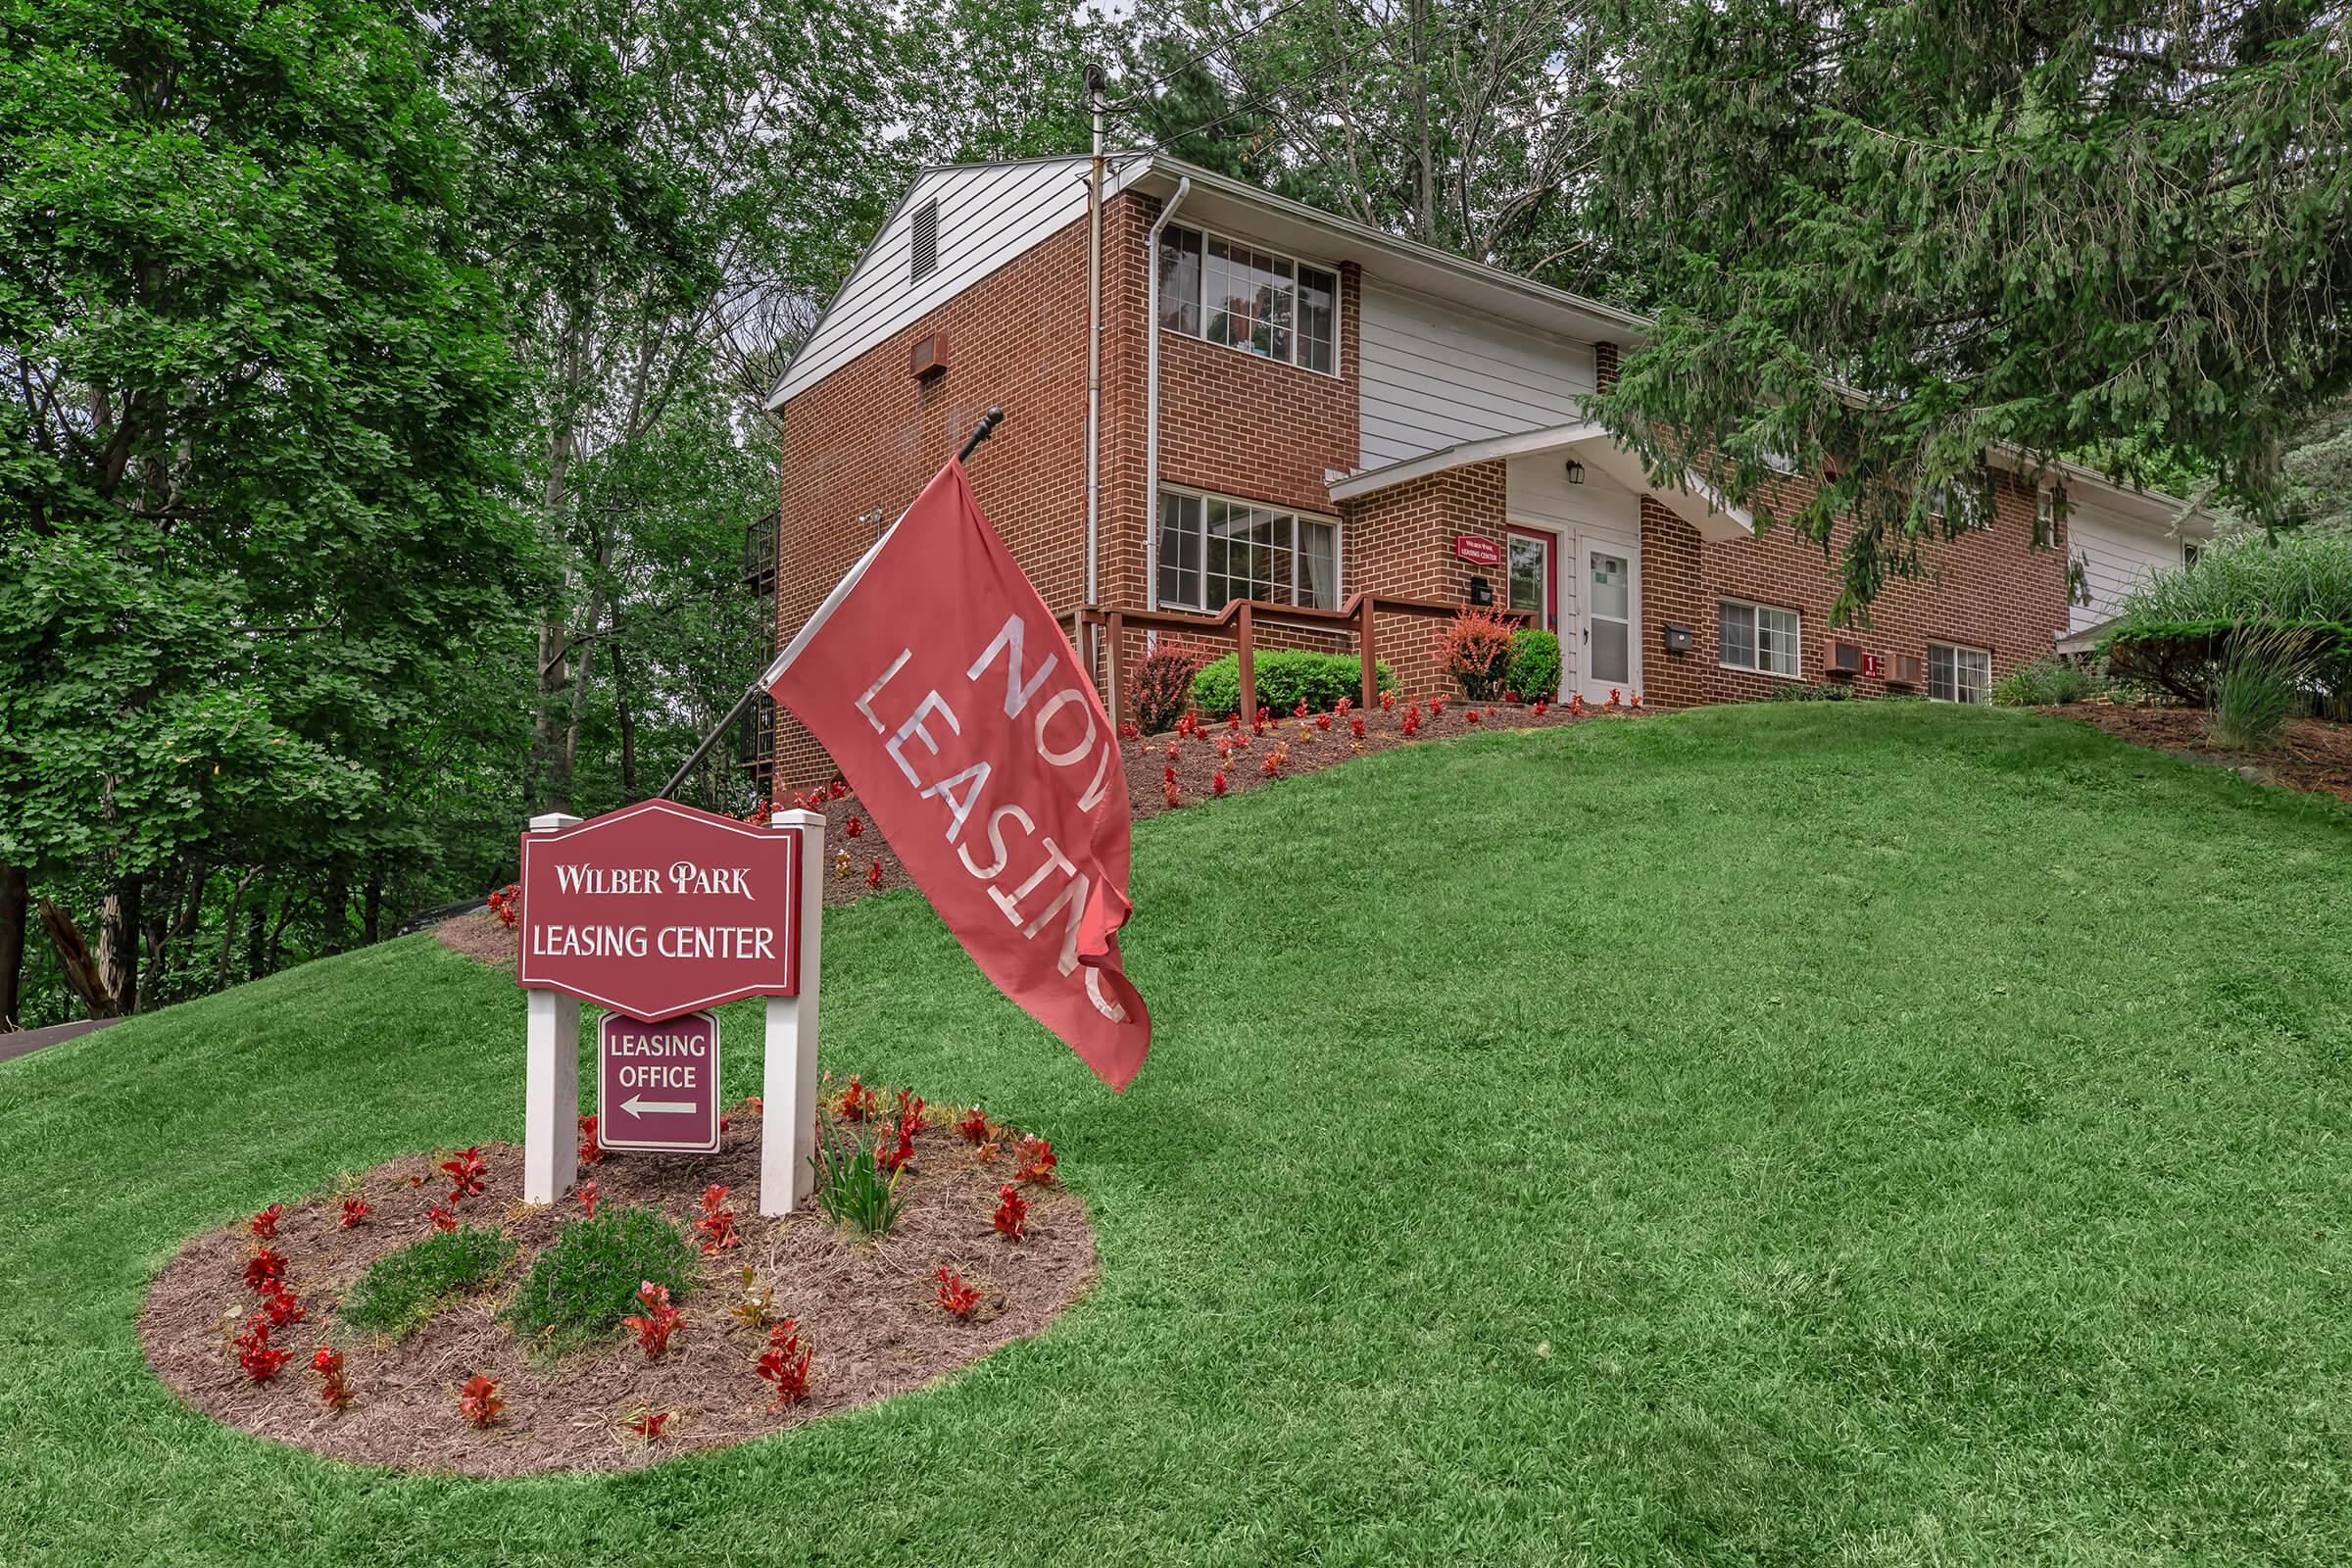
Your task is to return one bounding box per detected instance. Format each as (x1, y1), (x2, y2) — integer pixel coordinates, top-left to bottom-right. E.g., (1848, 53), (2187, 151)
(516, 799), (799, 1021)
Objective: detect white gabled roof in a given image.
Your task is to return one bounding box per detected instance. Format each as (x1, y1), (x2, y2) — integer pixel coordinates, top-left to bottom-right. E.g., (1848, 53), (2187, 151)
(766, 152), (1644, 412)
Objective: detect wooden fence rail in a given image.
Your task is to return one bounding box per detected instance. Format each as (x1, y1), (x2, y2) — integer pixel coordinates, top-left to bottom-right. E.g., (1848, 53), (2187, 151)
(1069, 594), (1528, 729)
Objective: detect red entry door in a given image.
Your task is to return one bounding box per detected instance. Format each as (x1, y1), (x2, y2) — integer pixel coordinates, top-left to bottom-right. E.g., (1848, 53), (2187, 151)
(1506, 527), (1557, 632)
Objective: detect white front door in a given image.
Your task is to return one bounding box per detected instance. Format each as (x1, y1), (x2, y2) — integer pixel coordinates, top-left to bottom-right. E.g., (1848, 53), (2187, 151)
(1575, 542), (1638, 702)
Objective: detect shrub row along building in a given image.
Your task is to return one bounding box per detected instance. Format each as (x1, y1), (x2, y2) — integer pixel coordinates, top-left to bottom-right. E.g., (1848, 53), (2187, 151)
(760, 152), (2209, 785)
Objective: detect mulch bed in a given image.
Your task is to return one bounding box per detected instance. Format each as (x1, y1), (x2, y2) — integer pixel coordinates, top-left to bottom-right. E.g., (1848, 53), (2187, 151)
(2045, 701), (2352, 808)
(139, 1104), (1094, 1476)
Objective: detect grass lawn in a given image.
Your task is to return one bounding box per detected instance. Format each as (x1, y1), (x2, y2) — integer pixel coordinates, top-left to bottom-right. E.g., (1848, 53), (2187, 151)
(4, 702), (2350, 1566)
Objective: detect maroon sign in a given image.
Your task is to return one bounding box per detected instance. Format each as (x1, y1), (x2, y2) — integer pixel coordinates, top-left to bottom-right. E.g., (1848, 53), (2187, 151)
(598, 1011), (721, 1152)
(1453, 533), (1503, 567)
(517, 799), (798, 1022)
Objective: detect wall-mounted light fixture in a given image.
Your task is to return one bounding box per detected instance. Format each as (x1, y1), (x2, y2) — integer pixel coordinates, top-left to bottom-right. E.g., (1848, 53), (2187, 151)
(1563, 460), (1586, 484)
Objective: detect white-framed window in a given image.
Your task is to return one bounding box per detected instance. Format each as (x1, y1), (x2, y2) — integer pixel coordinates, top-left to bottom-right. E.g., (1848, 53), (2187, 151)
(1718, 598), (1801, 678)
(1157, 223), (1339, 375)
(1928, 478), (1992, 531)
(1157, 489), (1340, 611)
(1928, 641), (1991, 704)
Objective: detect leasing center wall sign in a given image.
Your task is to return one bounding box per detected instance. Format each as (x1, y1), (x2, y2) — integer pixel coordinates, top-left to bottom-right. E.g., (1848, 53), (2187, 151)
(516, 799), (799, 1021)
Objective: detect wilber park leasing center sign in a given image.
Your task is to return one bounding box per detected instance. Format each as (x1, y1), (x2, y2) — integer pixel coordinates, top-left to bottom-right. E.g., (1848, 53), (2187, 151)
(516, 799), (800, 1020)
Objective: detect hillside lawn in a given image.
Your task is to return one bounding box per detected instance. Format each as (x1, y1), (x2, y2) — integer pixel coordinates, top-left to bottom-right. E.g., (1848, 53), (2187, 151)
(3, 702), (2349, 1566)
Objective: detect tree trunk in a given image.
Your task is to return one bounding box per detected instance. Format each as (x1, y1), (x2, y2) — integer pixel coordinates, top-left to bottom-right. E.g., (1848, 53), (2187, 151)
(0, 863), (26, 1029)
(612, 641), (637, 795)
(216, 866), (262, 991)
(244, 896), (268, 983)
(99, 873), (140, 1019)
(39, 898), (118, 1019)
(266, 890), (298, 974)
(321, 872), (350, 956)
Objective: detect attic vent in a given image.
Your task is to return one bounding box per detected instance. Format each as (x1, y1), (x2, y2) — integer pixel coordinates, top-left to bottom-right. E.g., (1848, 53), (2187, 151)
(909, 198), (939, 283)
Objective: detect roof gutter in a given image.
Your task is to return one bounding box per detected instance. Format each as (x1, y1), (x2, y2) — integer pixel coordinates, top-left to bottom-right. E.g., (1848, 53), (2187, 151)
(1144, 174), (1193, 612)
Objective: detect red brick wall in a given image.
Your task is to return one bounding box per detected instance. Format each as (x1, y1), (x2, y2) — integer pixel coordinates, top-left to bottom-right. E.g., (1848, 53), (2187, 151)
(1639, 469), (2069, 706)
(1337, 462), (1507, 698)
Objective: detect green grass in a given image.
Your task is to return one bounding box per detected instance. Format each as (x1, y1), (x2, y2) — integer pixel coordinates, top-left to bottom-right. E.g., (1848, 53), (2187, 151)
(502, 1204), (698, 1355)
(337, 1225), (518, 1341)
(4, 703), (2350, 1566)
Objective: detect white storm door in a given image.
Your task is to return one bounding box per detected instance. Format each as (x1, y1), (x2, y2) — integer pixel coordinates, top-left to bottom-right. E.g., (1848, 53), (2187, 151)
(1577, 543), (1637, 702)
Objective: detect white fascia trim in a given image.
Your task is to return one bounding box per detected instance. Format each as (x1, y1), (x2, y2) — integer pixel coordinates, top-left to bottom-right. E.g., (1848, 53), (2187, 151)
(1326, 421), (1611, 501)
(1983, 447), (2213, 536)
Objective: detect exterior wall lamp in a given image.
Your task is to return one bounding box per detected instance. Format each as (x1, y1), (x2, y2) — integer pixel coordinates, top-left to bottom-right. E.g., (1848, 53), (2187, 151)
(1563, 460), (1586, 484)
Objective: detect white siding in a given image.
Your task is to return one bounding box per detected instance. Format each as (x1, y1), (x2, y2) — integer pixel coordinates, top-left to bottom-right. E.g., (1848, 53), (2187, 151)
(774, 159), (1122, 406)
(1357, 281), (1596, 467)
(1504, 453), (1639, 541)
(2070, 499), (2190, 632)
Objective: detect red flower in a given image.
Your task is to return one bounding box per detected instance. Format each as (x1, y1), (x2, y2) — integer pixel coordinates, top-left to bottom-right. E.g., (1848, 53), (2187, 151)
(311, 1346), (352, 1411)
(875, 1116), (915, 1175)
(830, 778), (848, 799)
(1380, 689), (1396, 710)
(1163, 763), (1177, 784)
(934, 1266), (981, 1320)
(864, 860), (883, 888)
(459, 1374), (504, 1427)
(244, 1248), (287, 1294)
(894, 1088), (927, 1135)
(262, 1289), (305, 1329)
(440, 1147), (487, 1202)
(756, 1319), (812, 1406)
(695, 1184), (741, 1253)
(338, 1193), (372, 1229)
(233, 1314), (291, 1383)
(1118, 719), (1139, 741)
(1630, 690), (1643, 710)
(576, 1180), (600, 1217)
(956, 1105), (992, 1144)
(1350, 716), (1365, 739)
(249, 1203), (284, 1242)
(1314, 712), (1332, 730)
(1013, 1134), (1057, 1186)
(845, 814), (863, 839)
(425, 1202), (458, 1233)
(1466, 708), (1483, 723)
(1211, 770), (1228, 797)
(992, 1184), (1029, 1242)
(1163, 781), (1181, 808)
(627, 1408), (673, 1440)
(622, 1280), (683, 1360)
(836, 1074), (878, 1121)
(577, 1112), (606, 1166)
(1335, 696), (1353, 715)
(1533, 699), (1547, 715)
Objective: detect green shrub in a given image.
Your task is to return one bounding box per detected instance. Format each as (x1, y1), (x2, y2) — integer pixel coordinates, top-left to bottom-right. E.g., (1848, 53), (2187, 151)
(1763, 681), (1853, 702)
(338, 1225), (517, 1341)
(1192, 650), (1395, 717)
(810, 1117), (906, 1237)
(2211, 628), (2311, 748)
(1991, 657), (2099, 707)
(502, 1204), (698, 1351)
(1503, 629), (1561, 702)
(2102, 529), (2352, 711)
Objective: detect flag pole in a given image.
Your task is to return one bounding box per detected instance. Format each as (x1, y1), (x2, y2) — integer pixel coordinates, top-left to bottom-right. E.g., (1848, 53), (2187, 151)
(658, 408), (1006, 804)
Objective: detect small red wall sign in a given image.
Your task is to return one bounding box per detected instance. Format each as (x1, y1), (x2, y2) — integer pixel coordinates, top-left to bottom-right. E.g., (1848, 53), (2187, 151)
(598, 1010), (721, 1152)
(1453, 534), (1504, 567)
(1862, 652), (1884, 676)
(517, 799), (799, 1022)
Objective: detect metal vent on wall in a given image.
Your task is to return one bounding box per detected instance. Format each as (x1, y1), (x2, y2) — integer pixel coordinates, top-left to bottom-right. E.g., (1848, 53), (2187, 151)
(909, 198), (939, 283)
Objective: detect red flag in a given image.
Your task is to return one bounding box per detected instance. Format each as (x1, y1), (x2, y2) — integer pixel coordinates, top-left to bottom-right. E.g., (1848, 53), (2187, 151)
(765, 460), (1151, 1089)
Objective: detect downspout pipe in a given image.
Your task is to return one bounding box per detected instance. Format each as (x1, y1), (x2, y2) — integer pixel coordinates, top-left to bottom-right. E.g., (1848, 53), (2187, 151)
(1083, 65), (1105, 672)
(1144, 175), (1192, 612)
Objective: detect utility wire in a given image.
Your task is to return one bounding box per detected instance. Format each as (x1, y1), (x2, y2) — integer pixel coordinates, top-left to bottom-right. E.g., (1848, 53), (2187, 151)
(1110, 0), (1319, 107)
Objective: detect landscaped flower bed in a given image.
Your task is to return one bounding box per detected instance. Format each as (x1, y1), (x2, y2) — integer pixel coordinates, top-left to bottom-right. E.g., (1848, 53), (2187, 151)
(138, 1097), (1094, 1476)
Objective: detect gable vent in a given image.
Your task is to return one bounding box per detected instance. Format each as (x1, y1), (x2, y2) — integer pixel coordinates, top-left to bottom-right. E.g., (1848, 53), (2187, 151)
(909, 197), (940, 283)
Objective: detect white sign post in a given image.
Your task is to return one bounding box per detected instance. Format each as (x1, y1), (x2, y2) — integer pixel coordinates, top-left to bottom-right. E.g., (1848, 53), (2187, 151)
(522, 810), (584, 1205)
(761, 808), (826, 1217)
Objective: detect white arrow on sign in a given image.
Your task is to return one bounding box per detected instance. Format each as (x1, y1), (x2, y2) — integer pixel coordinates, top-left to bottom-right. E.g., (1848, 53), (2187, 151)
(621, 1096), (697, 1116)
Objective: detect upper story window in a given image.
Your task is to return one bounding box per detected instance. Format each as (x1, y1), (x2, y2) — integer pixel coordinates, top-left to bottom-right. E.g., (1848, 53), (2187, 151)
(1927, 477), (1991, 531)
(909, 197), (940, 283)
(1158, 489), (1339, 612)
(1157, 223), (1338, 375)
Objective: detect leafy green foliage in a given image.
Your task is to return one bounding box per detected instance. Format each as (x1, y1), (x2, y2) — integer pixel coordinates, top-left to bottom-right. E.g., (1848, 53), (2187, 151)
(1505, 629), (1563, 703)
(810, 1116), (906, 1238)
(2101, 531), (2352, 710)
(1991, 659), (2100, 708)
(2212, 630), (2313, 748)
(1590, 1), (2352, 613)
(503, 1205), (698, 1352)
(338, 1226), (519, 1342)
(1192, 652), (1396, 718)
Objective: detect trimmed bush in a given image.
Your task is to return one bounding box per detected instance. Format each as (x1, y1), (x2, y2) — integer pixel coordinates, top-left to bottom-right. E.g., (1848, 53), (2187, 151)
(503, 1204), (699, 1353)
(1762, 680), (1854, 702)
(338, 1225), (517, 1341)
(1991, 657), (2099, 707)
(2101, 529), (2352, 712)
(1504, 629), (1561, 702)
(1193, 650), (1395, 717)
(1435, 608), (1518, 700)
(1131, 638), (1213, 734)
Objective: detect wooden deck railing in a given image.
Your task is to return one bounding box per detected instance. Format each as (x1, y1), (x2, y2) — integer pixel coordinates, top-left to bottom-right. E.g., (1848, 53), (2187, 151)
(1070, 594), (1527, 726)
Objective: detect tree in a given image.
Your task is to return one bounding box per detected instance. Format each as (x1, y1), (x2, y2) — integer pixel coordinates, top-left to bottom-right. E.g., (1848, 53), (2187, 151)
(1585, 1), (2352, 614)
(0, 0), (534, 1017)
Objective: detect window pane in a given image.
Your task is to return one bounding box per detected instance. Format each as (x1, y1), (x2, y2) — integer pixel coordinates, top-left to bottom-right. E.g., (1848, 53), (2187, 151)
(1592, 618), (1630, 683)
(1298, 519), (1338, 609)
(1928, 644), (1956, 702)
(1590, 554), (1628, 619)
(1957, 649), (1990, 703)
(1205, 499), (1260, 609)
(1719, 602), (1755, 669)
(1157, 491), (1200, 607)
(1508, 535), (1546, 614)
(1157, 226), (1200, 335)
(1204, 238), (1246, 349)
(1298, 266), (1336, 373)
(1258, 253), (1293, 362)
(1757, 607), (1799, 677)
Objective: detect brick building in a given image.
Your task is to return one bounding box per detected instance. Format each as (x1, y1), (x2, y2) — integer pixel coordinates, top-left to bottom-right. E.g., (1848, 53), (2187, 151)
(763, 152), (2208, 784)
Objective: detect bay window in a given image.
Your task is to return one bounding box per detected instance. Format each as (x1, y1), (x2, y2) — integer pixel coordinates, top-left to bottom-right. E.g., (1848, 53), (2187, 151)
(1157, 490), (1339, 612)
